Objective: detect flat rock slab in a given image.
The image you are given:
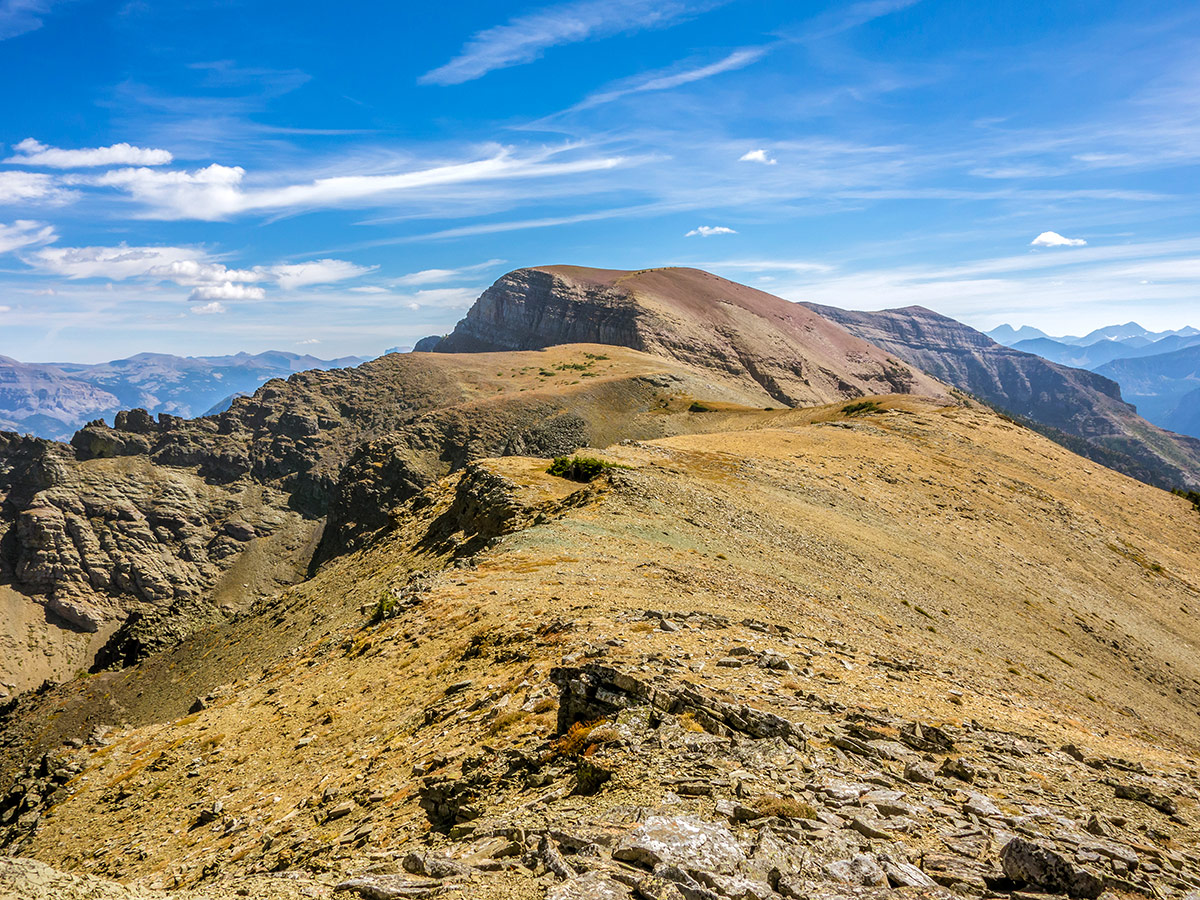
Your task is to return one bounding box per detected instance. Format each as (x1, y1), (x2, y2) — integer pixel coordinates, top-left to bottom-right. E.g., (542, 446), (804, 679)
(334, 874), (445, 899)
(548, 871), (633, 899)
(613, 814), (745, 875)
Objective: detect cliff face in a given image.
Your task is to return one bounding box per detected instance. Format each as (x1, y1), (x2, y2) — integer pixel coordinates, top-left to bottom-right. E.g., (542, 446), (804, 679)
(438, 267), (949, 408)
(805, 303), (1200, 489)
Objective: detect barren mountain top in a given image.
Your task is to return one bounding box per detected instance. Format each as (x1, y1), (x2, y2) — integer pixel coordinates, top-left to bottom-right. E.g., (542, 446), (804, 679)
(436, 266), (949, 408)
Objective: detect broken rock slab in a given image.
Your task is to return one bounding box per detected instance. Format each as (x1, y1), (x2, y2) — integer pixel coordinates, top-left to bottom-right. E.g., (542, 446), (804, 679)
(612, 815), (745, 876)
(334, 874), (444, 899)
(548, 870), (633, 899)
(1000, 837), (1106, 899)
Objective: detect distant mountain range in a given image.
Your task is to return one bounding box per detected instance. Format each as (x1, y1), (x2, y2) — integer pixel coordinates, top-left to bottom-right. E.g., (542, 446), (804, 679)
(988, 321), (1200, 348)
(987, 321), (1200, 439)
(0, 351), (367, 441)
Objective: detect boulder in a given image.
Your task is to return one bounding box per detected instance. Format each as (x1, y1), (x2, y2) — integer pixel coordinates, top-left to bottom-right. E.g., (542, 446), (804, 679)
(1000, 837), (1106, 898)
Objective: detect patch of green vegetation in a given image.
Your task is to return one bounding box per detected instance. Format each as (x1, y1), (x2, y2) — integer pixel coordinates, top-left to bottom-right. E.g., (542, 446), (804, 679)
(368, 592), (401, 625)
(842, 400), (882, 416)
(547, 456), (625, 482)
(583, 352), (609, 360)
(555, 362), (591, 371)
(689, 401), (716, 412)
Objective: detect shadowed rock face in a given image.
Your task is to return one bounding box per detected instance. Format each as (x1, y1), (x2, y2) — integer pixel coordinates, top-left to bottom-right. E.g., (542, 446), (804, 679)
(805, 303), (1200, 489)
(437, 266), (949, 408)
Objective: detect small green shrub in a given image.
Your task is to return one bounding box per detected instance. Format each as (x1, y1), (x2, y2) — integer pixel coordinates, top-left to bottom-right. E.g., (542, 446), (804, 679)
(369, 592), (400, 625)
(689, 401), (715, 412)
(547, 456), (618, 482)
(842, 400), (882, 416)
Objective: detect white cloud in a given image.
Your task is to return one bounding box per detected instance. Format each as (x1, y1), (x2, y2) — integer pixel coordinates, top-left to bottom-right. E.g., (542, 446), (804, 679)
(0, 304), (10, 313)
(686, 225), (737, 237)
(393, 259), (504, 286)
(296, 338), (320, 345)
(267, 259), (375, 289)
(189, 282), (265, 302)
(5, 138), (173, 168)
(420, 0), (725, 86)
(30, 243), (204, 280)
(739, 149), (777, 165)
(190, 301), (227, 315)
(87, 148), (627, 220)
(25, 243), (370, 297)
(0, 170), (73, 205)
(0, 219), (56, 254)
(1031, 231), (1087, 247)
(348, 285), (389, 294)
(147, 258), (262, 285)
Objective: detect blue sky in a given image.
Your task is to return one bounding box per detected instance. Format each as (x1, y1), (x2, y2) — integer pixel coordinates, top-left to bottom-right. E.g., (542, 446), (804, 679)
(0, 0), (1197, 361)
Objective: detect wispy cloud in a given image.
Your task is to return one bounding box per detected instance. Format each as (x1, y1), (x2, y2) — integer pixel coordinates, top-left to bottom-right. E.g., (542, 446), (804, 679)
(1031, 231), (1087, 247)
(393, 259), (505, 286)
(802, 0), (923, 40)
(83, 146), (630, 220)
(420, 0), (727, 86)
(190, 301), (227, 315)
(570, 47), (767, 111)
(0, 0), (66, 41)
(0, 219), (56, 254)
(268, 259), (375, 289)
(5, 138), (173, 168)
(686, 225), (737, 237)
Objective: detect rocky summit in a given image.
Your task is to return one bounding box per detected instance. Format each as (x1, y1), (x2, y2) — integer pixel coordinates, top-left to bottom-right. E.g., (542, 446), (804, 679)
(0, 267), (1198, 900)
